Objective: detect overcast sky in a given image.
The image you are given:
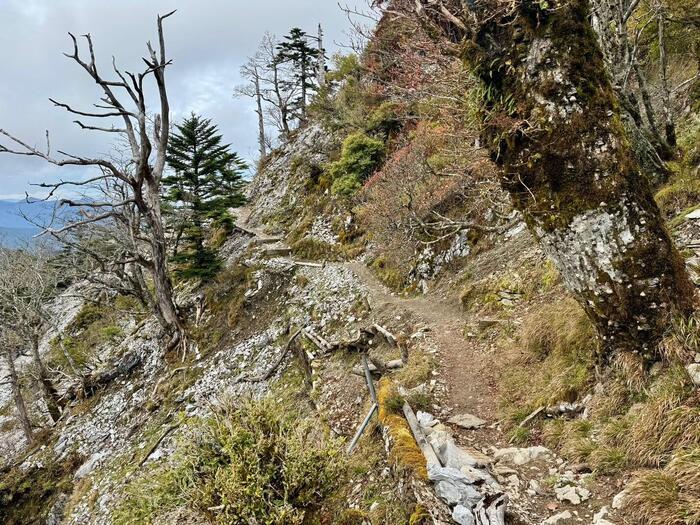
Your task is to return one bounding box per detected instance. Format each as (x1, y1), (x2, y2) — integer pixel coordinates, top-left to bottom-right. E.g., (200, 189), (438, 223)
(0, 0), (356, 201)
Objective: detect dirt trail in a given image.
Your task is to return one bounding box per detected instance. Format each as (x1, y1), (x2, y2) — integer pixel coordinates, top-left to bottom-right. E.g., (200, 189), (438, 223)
(344, 261), (502, 421)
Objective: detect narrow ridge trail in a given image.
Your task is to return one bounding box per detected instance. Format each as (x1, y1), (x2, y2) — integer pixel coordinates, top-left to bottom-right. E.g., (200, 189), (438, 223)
(343, 260), (503, 426)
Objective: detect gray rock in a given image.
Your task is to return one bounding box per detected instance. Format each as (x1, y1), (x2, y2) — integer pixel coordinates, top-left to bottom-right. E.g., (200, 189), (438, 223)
(452, 504), (476, 525)
(555, 484), (591, 505)
(593, 506), (616, 525)
(493, 446), (550, 465)
(612, 489), (628, 509)
(428, 464), (483, 508)
(417, 411), (437, 427)
(46, 493), (69, 525)
(448, 413), (486, 430)
(425, 424), (491, 468)
(74, 452), (106, 480)
(687, 363), (700, 387)
(543, 510), (572, 524)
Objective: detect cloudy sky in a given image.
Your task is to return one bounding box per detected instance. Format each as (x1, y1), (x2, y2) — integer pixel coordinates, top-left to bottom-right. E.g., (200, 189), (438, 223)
(0, 0), (357, 201)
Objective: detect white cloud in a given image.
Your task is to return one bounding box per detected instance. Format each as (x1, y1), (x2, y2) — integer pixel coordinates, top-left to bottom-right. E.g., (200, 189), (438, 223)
(0, 0), (356, 199)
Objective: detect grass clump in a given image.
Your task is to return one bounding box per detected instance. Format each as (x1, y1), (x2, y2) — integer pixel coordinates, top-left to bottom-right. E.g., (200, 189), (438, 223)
(114, 397), (346, 525)
(48, 299), (128, 373)
(370, 256), (407, 292)
(622, 366), (700, 468)
(501, 297), (597, 419)
(291, 237), (339, 261)
(624, 449), (700, 525)
(655, 170), (700, 218)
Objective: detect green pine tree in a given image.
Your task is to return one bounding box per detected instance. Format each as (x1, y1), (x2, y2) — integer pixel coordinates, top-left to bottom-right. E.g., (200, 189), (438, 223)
(276, 27), (322, 121)
(163, 113), (247, 280)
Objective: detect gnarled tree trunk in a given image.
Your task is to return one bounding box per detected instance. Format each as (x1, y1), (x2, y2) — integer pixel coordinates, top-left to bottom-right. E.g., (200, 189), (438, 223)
(415, 0), (694, 359)
(470, 0), (694, 359)
(4, 348), (33, 444)
(29, 332), (62, 423)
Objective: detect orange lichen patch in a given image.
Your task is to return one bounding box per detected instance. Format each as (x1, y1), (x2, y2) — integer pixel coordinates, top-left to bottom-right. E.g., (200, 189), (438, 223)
(377, 378), (428, 480)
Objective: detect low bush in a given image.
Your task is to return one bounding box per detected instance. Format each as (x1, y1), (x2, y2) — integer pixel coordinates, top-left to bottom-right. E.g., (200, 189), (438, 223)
(328, 132), (385, 196)
(291, 237), (338, 261)
(114, 397), (346, 525)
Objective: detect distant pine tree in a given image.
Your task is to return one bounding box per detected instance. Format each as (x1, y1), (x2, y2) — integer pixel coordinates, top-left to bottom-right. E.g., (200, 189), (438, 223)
(163, 114), (247, 280)
(276, 27), (321, 121)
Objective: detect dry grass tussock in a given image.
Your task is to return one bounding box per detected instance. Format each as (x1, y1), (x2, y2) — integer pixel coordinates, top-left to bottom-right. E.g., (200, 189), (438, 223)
(501, 297), (598, 419)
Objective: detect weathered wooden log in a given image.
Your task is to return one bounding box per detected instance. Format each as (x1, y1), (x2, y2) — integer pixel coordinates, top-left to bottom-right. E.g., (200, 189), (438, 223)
(518, 406), (545, 428)
(402, 402), (441, 468)
(373, 323), (398, 346)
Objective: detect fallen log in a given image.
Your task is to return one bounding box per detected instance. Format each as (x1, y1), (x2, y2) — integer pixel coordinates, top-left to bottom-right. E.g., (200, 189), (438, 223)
(362, 355), (378, 404)
(373, 323), (398, 346)
(402, 402), (441, 468)
(292, 260), (324, 268)
(518, 406), (545, 428)
(303, 328), (333, 353)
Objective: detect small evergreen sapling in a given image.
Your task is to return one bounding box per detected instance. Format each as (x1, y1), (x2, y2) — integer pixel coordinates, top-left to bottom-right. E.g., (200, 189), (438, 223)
(163, 114), (247, 280)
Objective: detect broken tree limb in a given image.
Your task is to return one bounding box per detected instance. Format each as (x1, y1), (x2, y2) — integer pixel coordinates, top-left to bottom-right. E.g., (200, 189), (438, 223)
(362, 355), (378, 404)
(302, 328), (333, 353)
(373, 323), (398, 346)
(352, 359), (404, 377)
(292, 260), (324, 268)
(242, 327), (303, 383)
(295, 342), (313, 390)
(518, 406), (545, 428)
(139, 422), (180, 467)
(402, 402), (441, 468)
(347, 403), (378, 454)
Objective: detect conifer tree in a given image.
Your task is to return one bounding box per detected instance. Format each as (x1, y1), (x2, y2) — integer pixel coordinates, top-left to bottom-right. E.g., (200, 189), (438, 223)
(163, 114), (247, 280)
(276, 28), (322, 121)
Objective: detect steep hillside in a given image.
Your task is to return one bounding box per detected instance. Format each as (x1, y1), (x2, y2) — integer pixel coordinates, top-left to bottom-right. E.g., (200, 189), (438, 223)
(1, 3), (699, 525)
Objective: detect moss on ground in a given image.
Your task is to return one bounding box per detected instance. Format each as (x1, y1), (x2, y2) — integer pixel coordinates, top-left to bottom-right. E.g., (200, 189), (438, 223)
(377, 378), (427, 480)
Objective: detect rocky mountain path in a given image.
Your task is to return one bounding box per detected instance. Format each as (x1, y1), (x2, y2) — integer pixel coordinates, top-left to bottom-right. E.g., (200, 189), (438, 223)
(336, 260), (618, 525)
(344, 261), (501, 421)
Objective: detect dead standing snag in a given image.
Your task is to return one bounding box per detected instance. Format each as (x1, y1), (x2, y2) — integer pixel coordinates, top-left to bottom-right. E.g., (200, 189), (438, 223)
(0, 11), (187, 351)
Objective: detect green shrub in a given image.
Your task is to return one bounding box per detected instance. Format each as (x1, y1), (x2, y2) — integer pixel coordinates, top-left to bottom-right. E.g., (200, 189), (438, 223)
(328, 132), (385, 196)
(115, 398), (346, 525)
(365, 101), (402, 135)
(291, 238), (338, 261)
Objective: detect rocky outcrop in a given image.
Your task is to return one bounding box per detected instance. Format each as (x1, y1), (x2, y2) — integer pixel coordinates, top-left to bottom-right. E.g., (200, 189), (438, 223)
(245, 124), (338, 227)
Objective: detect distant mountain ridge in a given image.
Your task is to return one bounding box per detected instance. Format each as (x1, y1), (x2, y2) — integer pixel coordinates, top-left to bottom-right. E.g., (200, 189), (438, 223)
(0, 200), (56, 246)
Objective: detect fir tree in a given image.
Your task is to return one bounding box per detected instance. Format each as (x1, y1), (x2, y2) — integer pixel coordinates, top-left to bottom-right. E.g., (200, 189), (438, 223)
(163, 114), (247, 280)
(276, 27), (322, 121)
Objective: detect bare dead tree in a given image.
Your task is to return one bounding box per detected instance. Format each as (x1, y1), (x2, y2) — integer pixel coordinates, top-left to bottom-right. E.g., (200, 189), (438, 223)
(317, 23), (327, 88)
(1, 340), (34, 444)
(0, 11), (186, 350)
(237, 58), (268, 159)
(236, 33), (298, 142)
(0, 246), (65, 423)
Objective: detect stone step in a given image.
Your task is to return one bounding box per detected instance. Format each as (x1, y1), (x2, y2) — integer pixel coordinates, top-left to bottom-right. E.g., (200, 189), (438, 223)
(252, 235), (285, 245)
(264, 244), (292, 257)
